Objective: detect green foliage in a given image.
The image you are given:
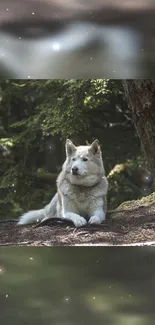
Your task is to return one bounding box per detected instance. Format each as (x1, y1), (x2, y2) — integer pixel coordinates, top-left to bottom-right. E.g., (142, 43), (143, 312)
(108, 157), (149, 209)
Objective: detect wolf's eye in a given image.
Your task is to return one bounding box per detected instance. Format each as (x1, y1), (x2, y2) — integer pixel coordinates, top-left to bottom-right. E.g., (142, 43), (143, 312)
(72, 157), (76, 161)
(83, 157), (88, 162)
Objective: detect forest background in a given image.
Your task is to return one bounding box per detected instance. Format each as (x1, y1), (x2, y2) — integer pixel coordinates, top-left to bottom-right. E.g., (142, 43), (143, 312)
(0, 79), (153, 220)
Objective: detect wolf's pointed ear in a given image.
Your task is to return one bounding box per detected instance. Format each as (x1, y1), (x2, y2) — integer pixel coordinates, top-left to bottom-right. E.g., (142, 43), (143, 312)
(65, 139), (76, 156)
(89, 139), (101, 155)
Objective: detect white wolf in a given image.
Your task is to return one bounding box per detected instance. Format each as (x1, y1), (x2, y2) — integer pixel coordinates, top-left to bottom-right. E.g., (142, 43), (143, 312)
(18, 139), (108, 227)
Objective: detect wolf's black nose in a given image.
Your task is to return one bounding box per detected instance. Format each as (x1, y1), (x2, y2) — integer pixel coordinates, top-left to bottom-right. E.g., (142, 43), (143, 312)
(72, 166), (78, 175)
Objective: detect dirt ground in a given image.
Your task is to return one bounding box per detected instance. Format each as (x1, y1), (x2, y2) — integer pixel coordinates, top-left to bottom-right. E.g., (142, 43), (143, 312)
(1, 195), (155, 246)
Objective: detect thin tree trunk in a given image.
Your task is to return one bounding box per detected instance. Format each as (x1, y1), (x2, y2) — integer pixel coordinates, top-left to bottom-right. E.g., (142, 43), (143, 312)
(122, 79), (155, 178)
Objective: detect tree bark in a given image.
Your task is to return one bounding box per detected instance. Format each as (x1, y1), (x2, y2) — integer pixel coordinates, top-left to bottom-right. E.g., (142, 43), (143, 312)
(122, 79), (155, 178)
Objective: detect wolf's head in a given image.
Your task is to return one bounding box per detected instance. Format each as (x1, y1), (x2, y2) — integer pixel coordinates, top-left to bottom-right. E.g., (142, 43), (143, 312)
(64, 139), (105, 186)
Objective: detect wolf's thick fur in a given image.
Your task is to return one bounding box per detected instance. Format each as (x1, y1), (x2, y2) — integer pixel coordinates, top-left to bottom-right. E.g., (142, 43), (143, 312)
(18, 139), (108, 227)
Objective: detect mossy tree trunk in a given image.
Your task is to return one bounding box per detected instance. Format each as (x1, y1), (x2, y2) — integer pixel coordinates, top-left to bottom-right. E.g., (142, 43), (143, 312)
(122, 79), (155, 178)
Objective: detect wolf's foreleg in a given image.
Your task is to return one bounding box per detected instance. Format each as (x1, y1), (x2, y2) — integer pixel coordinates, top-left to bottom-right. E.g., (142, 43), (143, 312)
(88, 208), (106, 225)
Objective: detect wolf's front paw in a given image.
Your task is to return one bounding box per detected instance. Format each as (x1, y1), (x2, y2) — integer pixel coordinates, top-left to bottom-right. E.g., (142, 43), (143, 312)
(73, 216), (87, 227)
(89, 215), (102, 225)
(64, 212), (87, 227)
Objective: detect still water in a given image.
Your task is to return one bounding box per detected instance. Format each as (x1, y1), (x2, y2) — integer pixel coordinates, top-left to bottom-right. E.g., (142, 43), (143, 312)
(0, 247), (154, 325)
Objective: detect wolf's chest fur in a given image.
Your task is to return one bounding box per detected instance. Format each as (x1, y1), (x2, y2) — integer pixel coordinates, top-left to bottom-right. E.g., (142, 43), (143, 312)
(70, 186), (93, 215)
(74, 186), (91, 201)
(63, 184), (93, 201)
(59, 182), (98, 215)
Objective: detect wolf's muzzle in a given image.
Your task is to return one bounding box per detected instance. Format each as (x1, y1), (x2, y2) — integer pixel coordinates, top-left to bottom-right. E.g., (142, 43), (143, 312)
(72, 166), (79, 175)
